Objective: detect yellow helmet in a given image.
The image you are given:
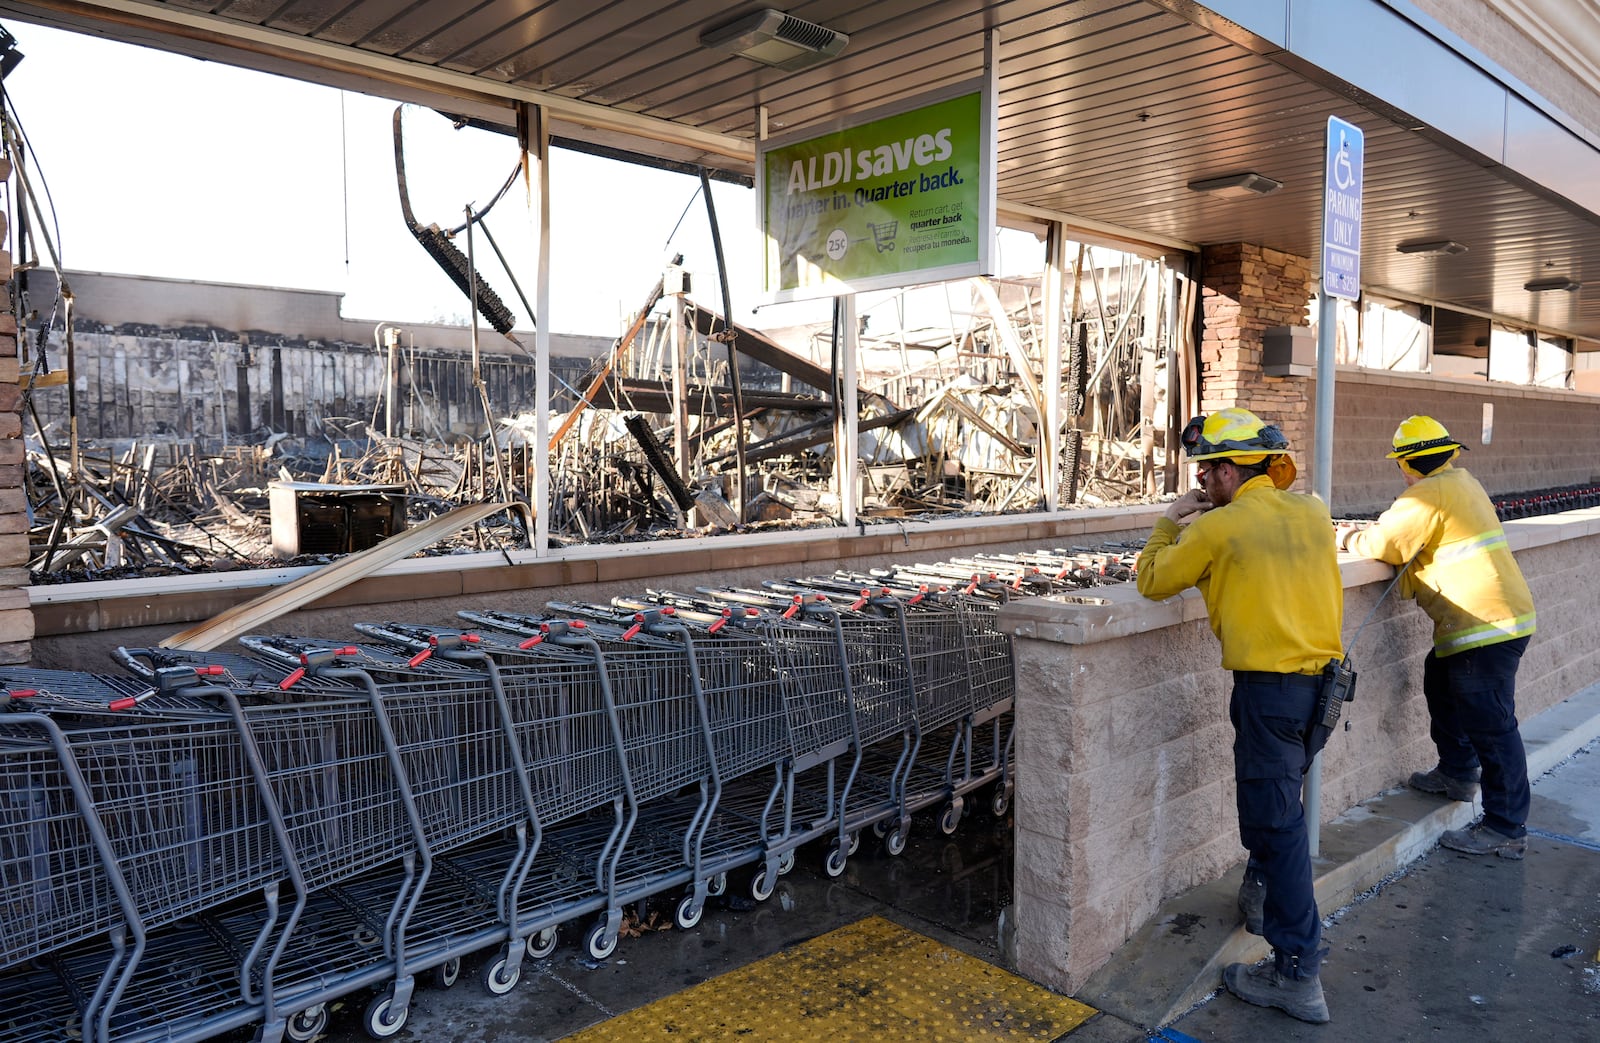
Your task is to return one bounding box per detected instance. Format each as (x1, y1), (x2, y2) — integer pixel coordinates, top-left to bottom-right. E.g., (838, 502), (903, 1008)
(1386, 415), (1467, 459)
(1180, 408), (1297, 489)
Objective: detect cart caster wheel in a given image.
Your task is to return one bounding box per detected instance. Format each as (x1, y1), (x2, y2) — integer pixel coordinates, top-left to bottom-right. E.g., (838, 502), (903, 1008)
(363, 991), (408, 1039)
(871, 820), (889, 839)
(824, 844), (848, 879)
(707, 872), (727, 898)
(749, 866), (775, 902)
(525, 926), (558, 960)
(991, 784), (1012, 817)
(584, 919), (618, 961)
(885, 823), (908, 857)
(777, 850), (796, 876)
(482, 955), (520, 995)
(939, 803), (962, 836)
(432, 955), (461, 989)
(285, 1005), (327, 1042)
(847, 831), (860, 856)
(675, 893), (703, 930)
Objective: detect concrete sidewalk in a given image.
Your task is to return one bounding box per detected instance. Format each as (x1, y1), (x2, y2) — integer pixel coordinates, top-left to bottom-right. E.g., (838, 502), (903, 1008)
(1075, 681), (1600, 1031)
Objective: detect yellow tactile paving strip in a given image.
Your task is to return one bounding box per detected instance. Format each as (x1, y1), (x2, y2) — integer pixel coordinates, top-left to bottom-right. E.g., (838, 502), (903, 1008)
(562, 915), (1097, 1042)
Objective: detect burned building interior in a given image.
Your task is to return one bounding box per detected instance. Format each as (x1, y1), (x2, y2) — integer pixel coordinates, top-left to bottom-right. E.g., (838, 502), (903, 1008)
(14, 131), (1189, 583)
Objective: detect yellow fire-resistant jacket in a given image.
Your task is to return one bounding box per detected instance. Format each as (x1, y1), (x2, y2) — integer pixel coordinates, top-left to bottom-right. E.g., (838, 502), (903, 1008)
(1137, 474), (1344, 674)
(1347, 465), (1535, 657)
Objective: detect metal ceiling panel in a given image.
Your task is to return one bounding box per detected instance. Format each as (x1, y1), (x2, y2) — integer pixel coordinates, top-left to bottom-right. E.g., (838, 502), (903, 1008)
(4, 0), (1600, 345)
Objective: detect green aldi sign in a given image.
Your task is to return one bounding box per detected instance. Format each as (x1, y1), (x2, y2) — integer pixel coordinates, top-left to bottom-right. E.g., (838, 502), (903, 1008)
(759, 83), (995, 302)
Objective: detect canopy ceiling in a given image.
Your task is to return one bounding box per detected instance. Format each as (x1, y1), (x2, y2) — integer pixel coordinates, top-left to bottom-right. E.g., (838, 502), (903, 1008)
(6, 0), (1600, 346)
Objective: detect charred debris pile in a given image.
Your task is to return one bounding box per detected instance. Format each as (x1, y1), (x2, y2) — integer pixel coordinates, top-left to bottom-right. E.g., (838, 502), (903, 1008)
(21, 267), (1177, 584)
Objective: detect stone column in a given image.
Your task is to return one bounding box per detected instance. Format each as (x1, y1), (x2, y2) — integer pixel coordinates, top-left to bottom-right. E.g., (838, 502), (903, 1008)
(0, 169), (33, 664)
(1198, 243), (1315, 470)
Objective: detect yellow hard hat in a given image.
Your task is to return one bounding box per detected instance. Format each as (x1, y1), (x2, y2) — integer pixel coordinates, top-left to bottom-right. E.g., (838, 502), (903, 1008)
(1386, 415), (1467, 459)
(1180, 408), (1297, 489)
(1181, 408), (1289, 462)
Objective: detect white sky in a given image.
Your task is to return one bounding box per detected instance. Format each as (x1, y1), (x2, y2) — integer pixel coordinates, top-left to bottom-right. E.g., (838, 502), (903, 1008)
(1, 21), (834, 337)
(2, 21), (1062, 345)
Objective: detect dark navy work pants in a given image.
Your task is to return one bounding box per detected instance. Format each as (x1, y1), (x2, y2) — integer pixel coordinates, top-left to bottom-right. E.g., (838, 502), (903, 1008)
(1423, 636), (1531, 838)
(1231, 670), (1331, 979)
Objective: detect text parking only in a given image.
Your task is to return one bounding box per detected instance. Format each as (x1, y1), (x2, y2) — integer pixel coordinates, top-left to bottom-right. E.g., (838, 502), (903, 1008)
(1322, 116), (1364, 300)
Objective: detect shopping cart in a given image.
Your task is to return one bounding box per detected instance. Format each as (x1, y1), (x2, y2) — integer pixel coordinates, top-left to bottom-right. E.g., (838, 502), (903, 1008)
(607, 597), (800, 899)
(238, 636), (540, 1036)
(803, 575), (979, 835)
(113, 647), (306, 689)
(116, 645), (508, 1038)
(0, 957), (84, 1043)
(0, 666), (305, 1043)
(626, 592), (842, 896)
(454, 610), (724, 955)
(0, 692), (144, 1043)
(550, 601), (791, 909)
(757, 581), (921, 851)
(350, 620), (636, 964)
(113, 646), (470, 1039)
(965, 546), (1137, 589)
(0, 692), (135, 977)
(681, 585), (910, 875)
(868, 564), (1020, 817)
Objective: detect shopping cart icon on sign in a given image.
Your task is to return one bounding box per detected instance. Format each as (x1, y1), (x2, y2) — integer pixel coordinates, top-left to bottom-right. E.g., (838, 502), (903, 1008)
(866, 220), (898, 252)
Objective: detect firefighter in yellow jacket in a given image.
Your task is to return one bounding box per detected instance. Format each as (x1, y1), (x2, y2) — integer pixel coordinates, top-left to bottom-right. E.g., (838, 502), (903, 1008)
(1341, 415), (1535, 859)
(1138, 408), (1342, 1025)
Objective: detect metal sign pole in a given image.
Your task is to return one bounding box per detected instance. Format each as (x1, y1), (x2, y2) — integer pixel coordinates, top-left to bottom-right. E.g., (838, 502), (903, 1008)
(1307, 115), (1364, 856)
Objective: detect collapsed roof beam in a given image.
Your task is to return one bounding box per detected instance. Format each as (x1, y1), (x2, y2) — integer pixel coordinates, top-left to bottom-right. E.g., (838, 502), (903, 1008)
(686, 307), (834, 401)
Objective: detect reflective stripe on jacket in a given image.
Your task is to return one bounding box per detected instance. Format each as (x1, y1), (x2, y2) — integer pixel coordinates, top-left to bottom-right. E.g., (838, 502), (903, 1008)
(1347, 465), (1535, 657)
(1136, 475), (1345, 673)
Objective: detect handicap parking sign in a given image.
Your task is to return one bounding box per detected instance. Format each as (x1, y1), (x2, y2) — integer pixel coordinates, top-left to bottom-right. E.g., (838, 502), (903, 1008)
(1323, 116), (1364, 301)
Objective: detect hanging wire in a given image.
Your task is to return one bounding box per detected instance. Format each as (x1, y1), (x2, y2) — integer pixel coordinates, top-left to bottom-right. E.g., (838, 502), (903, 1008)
(339, 91), (351, 271)
(444, 161), (523, 236)
(0, 92), (63, 269)
(662, 183), (703, 250)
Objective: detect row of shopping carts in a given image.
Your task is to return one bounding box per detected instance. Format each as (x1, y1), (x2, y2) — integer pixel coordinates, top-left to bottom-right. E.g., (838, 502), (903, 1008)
(0, 545), (1140, 1042)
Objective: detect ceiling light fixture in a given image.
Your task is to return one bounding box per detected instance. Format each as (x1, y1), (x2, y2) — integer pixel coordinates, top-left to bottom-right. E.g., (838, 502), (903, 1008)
(1185, 172), (1283, 199)
(1524, 276), (1581, 292)
(700, 9), (849, 71)
(1396, 239), (1468, 255)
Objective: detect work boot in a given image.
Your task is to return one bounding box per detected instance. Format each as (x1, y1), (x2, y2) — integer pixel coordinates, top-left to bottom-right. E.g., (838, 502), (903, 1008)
(1440, 820), (1527, 859)
(1237, 875), (1265, 936)
(1223, 961), (1330, 1024)
(1408, 765), (1480, 802)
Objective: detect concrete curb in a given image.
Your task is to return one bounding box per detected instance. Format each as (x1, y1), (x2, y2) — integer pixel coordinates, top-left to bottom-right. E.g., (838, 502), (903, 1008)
(1073, 682), (1600, 1029)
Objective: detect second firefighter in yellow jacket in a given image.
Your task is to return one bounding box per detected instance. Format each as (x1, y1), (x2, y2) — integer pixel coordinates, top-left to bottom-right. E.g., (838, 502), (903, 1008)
(1341, 415), (1535, 859)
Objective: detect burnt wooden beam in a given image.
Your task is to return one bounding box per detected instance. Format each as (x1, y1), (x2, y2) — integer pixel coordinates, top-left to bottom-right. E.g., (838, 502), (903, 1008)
(591, 379), (831, 416)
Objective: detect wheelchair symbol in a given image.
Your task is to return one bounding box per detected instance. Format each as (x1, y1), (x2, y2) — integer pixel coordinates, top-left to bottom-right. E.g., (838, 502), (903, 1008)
(1333, 133), (1356, 190)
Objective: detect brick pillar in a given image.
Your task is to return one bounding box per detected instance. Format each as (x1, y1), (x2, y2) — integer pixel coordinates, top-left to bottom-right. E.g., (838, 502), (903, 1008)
(0, 166), (33, 664)
(1198, 243), (1315, 483)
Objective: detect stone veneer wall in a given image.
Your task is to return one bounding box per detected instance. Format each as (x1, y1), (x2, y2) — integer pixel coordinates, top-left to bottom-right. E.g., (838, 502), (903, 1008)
(999, 513), (1600, 993)
(1197, 243), (1314, 472)
(0, 204), (30, 664)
